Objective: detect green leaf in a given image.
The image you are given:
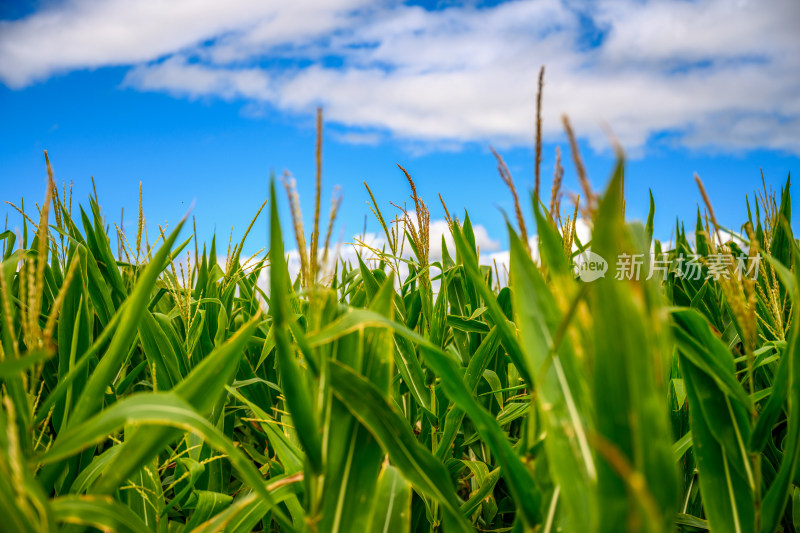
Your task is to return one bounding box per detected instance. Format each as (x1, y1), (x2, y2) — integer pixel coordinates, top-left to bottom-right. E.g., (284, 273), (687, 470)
(675, 309), (755, 533)
(91, 314), (261, 494)
(268, 178), (323, 474)
(590, 164), (678, 532)
(0, 349), (52, 379)
(329, 361), (472, 533)
(771, 174), (792, 268)
(367, 464), (412, 533)
(70, 217), (186, 425)
(760, 239), (800, 533)
(509, 223), (592, 531)
(39, 393), (284, 514)
(51, 495), (151, 533)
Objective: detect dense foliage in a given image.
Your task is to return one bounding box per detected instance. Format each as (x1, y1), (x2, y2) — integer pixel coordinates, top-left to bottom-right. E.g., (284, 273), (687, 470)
(0, 148), (797, 533)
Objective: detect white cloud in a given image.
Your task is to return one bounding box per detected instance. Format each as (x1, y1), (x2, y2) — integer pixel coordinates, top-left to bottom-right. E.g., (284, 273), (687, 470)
(428, 218), (501, 261)
(1, 0), (798, 154)
(0, 0), (371, 87)
(329, 130), (384, 146)
(123, 55), (273, 101)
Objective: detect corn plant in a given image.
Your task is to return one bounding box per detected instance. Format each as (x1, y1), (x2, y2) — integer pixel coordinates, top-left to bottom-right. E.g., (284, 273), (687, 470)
(0, 114), (798, 533)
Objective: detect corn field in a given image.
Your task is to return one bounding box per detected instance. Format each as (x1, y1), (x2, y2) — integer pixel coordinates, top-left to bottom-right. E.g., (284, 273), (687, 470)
(0, 136), (797, 533)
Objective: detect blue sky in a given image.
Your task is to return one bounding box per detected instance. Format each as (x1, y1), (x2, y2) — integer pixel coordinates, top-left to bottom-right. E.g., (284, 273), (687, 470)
(1, 0), (799, 259)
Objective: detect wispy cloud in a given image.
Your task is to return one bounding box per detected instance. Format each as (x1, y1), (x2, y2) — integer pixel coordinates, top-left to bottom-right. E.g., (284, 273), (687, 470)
(329, 130), (384, 146)
(1, 0), (798, 154)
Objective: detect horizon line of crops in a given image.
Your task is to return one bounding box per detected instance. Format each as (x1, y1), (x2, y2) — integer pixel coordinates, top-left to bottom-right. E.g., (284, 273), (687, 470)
(1, 73), (799, 532)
